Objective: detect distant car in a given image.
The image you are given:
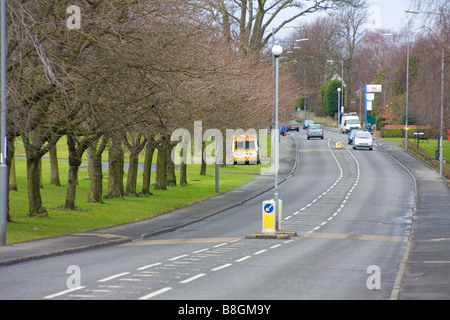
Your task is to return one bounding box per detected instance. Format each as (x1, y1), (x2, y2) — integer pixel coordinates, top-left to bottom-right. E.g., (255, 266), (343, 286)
(348, 129), (363, 145)
(353, 131), (373, 150)
(303, 120), (314, 130)
(287, 121), (300, 132)
(307, 124), (324, 140)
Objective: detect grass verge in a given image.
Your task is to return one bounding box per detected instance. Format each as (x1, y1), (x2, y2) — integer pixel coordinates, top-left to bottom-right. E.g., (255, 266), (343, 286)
(7, 156), (269, 244)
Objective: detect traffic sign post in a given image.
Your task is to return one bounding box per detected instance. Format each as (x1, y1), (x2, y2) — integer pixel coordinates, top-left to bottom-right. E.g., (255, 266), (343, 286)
(262, 200), (276, 234)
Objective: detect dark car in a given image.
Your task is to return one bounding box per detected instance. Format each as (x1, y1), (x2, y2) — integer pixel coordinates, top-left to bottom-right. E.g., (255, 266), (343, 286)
(303, 120), (314, 130)
(287, 121), (300, 132)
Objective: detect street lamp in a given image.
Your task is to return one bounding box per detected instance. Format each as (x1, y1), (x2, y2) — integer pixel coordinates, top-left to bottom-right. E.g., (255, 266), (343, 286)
(272, 44), (282, 231)
(0, 0), (7, 246)
(337, 88), (342, 146)
(327, 59), (344, 120)
(406, 9), (445, 178)
(405, 31), (411, 152)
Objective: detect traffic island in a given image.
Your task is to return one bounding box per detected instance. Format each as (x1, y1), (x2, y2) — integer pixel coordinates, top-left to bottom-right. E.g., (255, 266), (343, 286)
(245, 231), (297, 240)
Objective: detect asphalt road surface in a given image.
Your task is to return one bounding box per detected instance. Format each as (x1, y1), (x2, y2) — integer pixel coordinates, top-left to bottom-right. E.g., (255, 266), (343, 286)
(0, 129), (415, 300)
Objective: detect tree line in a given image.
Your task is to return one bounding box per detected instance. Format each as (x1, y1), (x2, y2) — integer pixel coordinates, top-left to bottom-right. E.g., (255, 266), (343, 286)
(280, 0), (448, 129)
(5, 0), (359, 220)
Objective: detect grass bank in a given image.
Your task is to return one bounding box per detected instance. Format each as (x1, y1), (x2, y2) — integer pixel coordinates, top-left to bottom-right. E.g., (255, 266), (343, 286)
(383, 138), (450, 181)
(7, 139), (271, 244)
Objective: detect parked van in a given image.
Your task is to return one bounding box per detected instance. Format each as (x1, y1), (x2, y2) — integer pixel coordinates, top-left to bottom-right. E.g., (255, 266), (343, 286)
(340, 112), (361, 134)
(233, 135), (260, 164)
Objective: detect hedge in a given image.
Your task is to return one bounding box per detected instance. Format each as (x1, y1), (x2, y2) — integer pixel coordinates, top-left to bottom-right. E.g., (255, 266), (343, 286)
(381, 127), (441, 139)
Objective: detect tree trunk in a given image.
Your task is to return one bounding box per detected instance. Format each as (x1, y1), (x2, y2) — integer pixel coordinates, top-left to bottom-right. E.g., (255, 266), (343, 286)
(200, 141), (207, 176)
(88, 138), (108, 203)
(142, 143), (155, 195)
(88, 148), (104, 203)
(64, 164), (79, 210)
(49, 147), (61, 186)
(125, 152), (139, 196)
(64, 135), (83, 210)
(108, 138), (124, 199)
(166, 143), (176, 186)
(26, 153), (48, 217)
(6, 136), (15, 222)
(154, 147), (167, 190)
(179, 148), (187, 186)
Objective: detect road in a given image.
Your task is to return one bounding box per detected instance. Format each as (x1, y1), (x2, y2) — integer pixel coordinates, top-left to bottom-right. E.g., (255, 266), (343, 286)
(0, 128), (414, 300)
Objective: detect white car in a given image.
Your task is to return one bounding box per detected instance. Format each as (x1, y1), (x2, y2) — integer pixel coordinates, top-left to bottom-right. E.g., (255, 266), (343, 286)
(353, 131), (373, 150)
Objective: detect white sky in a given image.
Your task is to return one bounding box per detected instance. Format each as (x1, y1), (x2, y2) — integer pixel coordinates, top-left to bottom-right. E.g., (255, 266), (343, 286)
(366, 0), (420, 30)
(274, 0), (423, 40)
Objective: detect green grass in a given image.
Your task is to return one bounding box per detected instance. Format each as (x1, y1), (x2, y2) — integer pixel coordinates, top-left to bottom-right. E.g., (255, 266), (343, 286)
(383, 138), (450, 160)
(6, 139), (271, 244)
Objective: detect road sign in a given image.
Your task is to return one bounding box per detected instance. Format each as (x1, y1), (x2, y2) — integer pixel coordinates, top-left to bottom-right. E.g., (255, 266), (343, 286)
(262, 200), (276, 234)
(264, 202), (274, 214)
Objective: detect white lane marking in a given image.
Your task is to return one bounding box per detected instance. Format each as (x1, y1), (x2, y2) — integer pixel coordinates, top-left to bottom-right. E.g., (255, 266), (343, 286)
(98, 272), (130, 282)
(168, 254), (189, 261)
(44, 286), (86, 299)
(254, 249), (267, 255)
(211, 263), (232, 271)
(179, 273), (206, 284)
(138, 287), (172, 300)
(137, 263), (162, 271)
(235, 256), (251, 262)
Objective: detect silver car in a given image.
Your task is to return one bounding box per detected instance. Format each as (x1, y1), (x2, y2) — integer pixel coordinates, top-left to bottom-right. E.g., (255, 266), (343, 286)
(353, 131), (373, 150)
(307, 124), (324, 140)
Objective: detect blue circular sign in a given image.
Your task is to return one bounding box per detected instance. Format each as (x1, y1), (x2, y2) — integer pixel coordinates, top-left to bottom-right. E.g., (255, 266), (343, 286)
(264, 203), (274, 214)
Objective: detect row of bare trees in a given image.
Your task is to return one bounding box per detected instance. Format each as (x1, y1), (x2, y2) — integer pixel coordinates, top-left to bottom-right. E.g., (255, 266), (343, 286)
(5, 0), (315, 219)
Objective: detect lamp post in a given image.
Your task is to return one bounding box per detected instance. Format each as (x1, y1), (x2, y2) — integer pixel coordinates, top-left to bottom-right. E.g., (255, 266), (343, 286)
(327, 59), (344, 127)
(406, 9), (445, 178)
(272, 44), (282, 231)
(0, 0), (7, 246)
(337, 88), (341, 146)
(405, 31), (411, 152)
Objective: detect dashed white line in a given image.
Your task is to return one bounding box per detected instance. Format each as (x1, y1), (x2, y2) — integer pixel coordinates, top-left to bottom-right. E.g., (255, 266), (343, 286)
(179, 273), (206, 284)
(137, 263), (162, 271)
(254, 249), (267, 255)
(169, 254), (189, 261)
(44, 286), (86, 299)
(98, 272), (130, 283)
(138, 287), (172, 300)
(211, 263), (232, 271)
(236, 256), (251, 262)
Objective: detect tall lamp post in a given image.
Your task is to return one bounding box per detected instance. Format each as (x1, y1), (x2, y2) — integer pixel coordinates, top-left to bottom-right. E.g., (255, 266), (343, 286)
(337, 88), (342, 137)
(405, 31), (411, 152)
(0, 0), (7, 246)
(327, 59), (344, 129)
(272, 44), (282, 231)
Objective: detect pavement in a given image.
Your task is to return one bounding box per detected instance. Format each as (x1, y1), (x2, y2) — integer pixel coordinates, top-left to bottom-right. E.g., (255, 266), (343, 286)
(1, 132), (449, 300)
(378, 139), (450, 300)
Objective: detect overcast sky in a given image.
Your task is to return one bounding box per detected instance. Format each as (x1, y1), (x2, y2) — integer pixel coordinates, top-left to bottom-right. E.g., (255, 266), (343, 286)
(366, 0), (420, 30)
(274, 0), (423, 41)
